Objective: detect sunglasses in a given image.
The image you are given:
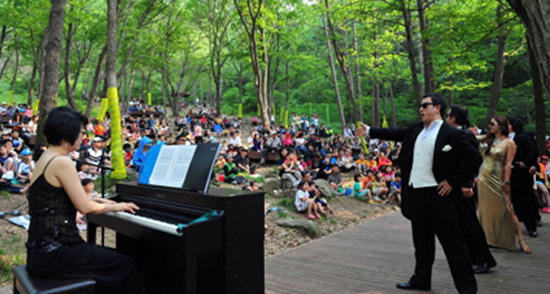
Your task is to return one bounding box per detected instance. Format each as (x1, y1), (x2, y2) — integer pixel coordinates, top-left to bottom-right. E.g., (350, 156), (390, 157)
(488, 122), (496, 127)
(418, 102), (434, 109)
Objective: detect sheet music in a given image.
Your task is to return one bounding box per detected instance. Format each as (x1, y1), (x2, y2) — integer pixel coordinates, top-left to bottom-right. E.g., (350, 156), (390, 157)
(149, 145), (196, 188)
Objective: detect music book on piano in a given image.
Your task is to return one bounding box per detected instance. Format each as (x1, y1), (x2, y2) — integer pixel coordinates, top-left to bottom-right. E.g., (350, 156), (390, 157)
(138, 143), (221, 193)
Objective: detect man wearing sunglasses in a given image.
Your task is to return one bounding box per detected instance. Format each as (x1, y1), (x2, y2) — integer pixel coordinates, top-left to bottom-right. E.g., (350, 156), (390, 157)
(356, 93), (481, 294)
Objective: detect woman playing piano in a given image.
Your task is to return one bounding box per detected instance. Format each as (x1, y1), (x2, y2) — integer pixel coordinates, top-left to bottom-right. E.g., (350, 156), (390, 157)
(26, 107), (143, 294)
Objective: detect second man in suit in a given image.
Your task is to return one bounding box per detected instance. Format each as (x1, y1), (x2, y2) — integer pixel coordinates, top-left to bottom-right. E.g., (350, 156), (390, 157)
(357, 93), (482, 294)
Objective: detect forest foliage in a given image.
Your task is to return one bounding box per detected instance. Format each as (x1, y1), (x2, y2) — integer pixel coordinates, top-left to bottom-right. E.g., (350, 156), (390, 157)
(0, 0), (547, 132)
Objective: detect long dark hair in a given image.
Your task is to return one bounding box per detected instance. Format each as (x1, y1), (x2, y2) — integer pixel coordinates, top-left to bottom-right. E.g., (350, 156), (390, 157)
(481, 116), (509, 155)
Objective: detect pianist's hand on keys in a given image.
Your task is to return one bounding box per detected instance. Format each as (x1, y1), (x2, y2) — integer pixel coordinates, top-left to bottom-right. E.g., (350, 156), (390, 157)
(99, 200), (139, 214)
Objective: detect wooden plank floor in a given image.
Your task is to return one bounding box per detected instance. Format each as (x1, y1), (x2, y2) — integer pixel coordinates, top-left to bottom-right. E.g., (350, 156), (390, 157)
(265, 211), (550, 294)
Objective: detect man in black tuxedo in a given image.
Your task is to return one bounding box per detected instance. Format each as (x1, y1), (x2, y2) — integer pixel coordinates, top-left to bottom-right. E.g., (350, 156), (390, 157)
(357, 94), (481, 294)
(446, 105), (496, 274)
(508, 116), (540, 237)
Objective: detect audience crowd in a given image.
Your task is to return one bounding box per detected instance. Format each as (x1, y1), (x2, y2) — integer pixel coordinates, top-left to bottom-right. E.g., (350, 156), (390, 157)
(2, 100), (550, 227)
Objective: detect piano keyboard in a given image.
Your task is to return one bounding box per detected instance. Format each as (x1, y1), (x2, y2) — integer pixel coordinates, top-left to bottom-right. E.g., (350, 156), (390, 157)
(105, 212), (183, 236)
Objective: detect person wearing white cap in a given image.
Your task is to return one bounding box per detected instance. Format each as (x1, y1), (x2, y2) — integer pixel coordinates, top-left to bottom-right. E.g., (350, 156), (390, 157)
(15, 148), (34, 184)
(86, 136), (110, 173)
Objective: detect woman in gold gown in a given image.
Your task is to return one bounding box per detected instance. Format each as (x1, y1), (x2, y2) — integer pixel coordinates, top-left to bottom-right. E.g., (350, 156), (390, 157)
(477, 116), (531, 253)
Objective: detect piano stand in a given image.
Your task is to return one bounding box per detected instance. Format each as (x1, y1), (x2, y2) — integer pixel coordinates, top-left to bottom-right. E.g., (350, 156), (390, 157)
(87, 183), (265, 294)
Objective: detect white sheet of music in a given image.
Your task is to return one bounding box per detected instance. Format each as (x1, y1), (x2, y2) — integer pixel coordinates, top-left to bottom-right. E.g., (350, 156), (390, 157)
(148, 145), (196, 188)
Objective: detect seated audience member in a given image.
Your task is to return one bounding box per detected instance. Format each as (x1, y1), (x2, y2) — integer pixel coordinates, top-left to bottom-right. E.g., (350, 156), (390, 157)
(282, 132), (294, 147)
(366, 154), (378, 172)
(228, 131), (242, 147)
(353, 173), (372, 200)
(10, 130), (24, 152)
(377, 151), (392, 169)
(243, 180), (260, 192)
(327, 164), (346, 196)
(222, 155), (240, 184)
(294, 180), (321, 220)
(316, 156), (332, 180)
(234, 147), (256, 174)
(308, 181), (333, 215)
(535, 155), (550, 213)
(215, 154), (227, 170)
(76, 178), (99, 228)
(0, 144), (16, 175)
(278, 150), (302, 187)
(77, 161), (98, 180)
(355, 153), (369, 175)
(261, 132), (282, 163)
(386, 172), (402, 204)
(86, 136), (111, 171)
(15, 148), (35, 184)
(371, 171), (390, 201)
(381, 165), (395, 188)
(251, 133), (262, 151)
(339, 149), (355, 173)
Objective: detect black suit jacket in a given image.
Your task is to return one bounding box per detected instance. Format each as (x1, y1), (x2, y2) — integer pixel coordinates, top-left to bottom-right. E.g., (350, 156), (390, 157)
(512, 132), (538, 169)
(371, 121), (482, 218)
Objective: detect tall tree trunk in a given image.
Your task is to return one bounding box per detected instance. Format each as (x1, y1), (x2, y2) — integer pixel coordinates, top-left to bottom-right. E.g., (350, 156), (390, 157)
(528, 36), (547, 154)
(234, 0), (270, 127)
(389, 83), (397, 127)
(487, 4), (507, 121)
(417, 0), (435, 93)
(324, 0), (358, 124)
(507, 0), (550, 99)
(0, 25), (8, 60)
(106, 0), (126, 179)
(352, 21), (363, 122)
(64, 21), (77, 109)
(0, 55), (11, 83)
(10, 46), (19, 93)
(401, 0), (422, 103)
(85, 46), (106, 116)
(372, 82), (380, 127)
(322, 13), (346, 133)
(27, 61), (38, 105)
(37, 0), (67, 146)
(126, 68), (135, 105)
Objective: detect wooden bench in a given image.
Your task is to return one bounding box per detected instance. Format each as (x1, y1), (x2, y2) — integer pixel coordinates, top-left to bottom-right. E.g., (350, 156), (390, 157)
(248, 150), (281, 163)
(12, 265), (96, 294)
(0, 115), (11, 125)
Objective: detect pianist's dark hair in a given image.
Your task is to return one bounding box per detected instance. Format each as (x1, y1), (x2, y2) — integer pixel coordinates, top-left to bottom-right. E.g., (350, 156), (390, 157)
(44, 106), (88, 146)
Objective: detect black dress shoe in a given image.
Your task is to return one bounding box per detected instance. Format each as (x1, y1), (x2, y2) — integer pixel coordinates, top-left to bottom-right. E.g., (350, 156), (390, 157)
(536, 220), (543, 227)
(528, 231), (538, 238)
(396, 282), (431, 291)
(473, 262), (492, 274)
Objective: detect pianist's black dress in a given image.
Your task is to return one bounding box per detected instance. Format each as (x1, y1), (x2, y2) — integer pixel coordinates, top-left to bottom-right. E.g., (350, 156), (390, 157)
(26, 156), (142, 294)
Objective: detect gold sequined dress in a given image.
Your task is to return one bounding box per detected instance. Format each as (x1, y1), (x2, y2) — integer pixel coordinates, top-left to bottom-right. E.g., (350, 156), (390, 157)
(477, 143), (516, 250)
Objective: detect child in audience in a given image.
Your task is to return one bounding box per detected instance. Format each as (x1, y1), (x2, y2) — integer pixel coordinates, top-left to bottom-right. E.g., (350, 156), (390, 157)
(387, 172), (402, 204)
(308, 181), (333, 215)
(366, 155), (378, 172)
(243, 180), (260, 192)
(76, 178), (98, 230)
(355, 153), (369, 175)
(15, 149), (34, 184)
(353, 173), (372, 200)
(372, 171), (390, 201)
(295, 180), (320, 220)
(381, 165), (395, 188)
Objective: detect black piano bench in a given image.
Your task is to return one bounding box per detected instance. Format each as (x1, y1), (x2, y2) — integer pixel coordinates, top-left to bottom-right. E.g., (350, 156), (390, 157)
(12, 265), (96, 294)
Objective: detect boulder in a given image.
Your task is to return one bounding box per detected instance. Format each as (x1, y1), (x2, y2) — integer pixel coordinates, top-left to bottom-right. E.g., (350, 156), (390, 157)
(276, 218), (321, 238)
(314, 179), (332, 197)
(281, 177), (294, 190)
(263, 178), (281, 195)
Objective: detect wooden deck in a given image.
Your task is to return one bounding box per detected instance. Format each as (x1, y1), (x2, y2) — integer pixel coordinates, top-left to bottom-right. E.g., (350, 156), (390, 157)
(266, 211), (550, 294)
